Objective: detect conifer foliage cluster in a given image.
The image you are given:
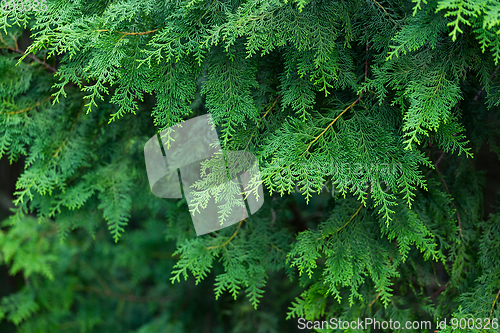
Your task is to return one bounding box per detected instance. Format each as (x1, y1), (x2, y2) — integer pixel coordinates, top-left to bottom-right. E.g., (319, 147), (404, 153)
(0, 0), (499, 331)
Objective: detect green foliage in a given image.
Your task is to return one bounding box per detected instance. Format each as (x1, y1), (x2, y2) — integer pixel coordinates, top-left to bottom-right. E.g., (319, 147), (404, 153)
(0, 0), (499, 332)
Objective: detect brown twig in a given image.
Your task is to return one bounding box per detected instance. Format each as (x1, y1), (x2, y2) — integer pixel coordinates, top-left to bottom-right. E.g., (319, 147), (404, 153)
(434, 150), (445, 168)
(0, 34), (57, 73)
(434, 157), (463, 239)
(302, 95), (362, 155)
(94, 28), (159, 44)
(270, 243), (282, 252)
(425, 150), (444, 178)
(94, 28), (159, 36)
(365, 38), (370, 82)
(317, 201), (365, 240)
(1, 95), (53, 115)
(336, 202), (364, 234)
(52, 103), (84, 158)
(473, 63), (500, 103)
(205, 219), (245, 250)
(491, 286), (500, 317)
(302, 36), (369, 156)
(245, 94), (281, 150)
(373, 0), (390, 16)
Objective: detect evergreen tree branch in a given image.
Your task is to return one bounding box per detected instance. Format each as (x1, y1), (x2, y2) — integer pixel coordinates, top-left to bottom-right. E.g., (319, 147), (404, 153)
(149, 251), (179, 259)
(52, 103), (84, 158)
(206, 219), (245, 250)
(302, 35), (370, 156)
(0, 34), (56, 73)
(473, 63), (500, 103)
(373, 0), (390, 17)
(491, 286), (500, 317)
(434, 153), (464, 239)
(196, 0), (218, 23)
(79, 261), (112, 295)
(365, 39), (370, 82)
(74, 285), (172, 303)
(317, 201), (364, 240)
(270, 243), (282, 252)
(1, 1), (498, 328)
(335, 201), (363, 234)
(301, 94), (362, 156)
(430, 281), (449, 299)
(244, 94), (281, 150)
(369, 291), (381, 307)
(94, 29), (159, 36)
(1, 96), (53, 115)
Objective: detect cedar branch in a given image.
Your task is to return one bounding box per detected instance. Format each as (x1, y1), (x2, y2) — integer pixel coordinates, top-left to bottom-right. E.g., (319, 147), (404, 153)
(0, 34), (57, 73)
(1, 96), (53, 115)
(245, 94), (281, 150)
(491, 286), (500, 318)
(95, 28), (159, 36)
(473, 63), (500, 103)
(206, 219), (245, 250)
(302, 95), (362, 156)
(317, 201), (364, 240)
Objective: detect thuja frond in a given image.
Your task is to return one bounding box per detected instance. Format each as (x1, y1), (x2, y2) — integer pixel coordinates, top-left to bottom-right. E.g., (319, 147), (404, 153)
(0, 0), (499, 331)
